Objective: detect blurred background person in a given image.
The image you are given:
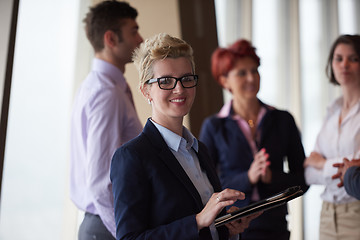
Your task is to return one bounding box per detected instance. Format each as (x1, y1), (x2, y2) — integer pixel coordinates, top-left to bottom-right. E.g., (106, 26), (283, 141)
(70, 1), (143, 239)
(304, 34), (360, 240)
(111, 33), (260, 240)
(199, 39), (308, 240)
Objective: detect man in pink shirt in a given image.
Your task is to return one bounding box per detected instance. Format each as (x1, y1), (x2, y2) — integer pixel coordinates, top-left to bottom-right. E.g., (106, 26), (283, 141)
(70, 1), (143, 239)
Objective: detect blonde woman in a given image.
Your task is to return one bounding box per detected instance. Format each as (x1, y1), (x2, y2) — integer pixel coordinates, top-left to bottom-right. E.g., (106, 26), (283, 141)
(110, 33), (260, 240)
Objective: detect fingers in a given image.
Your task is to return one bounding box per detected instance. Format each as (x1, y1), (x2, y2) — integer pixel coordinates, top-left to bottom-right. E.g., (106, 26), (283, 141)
(216, 189), (245, 203)
(225, 211), (262, 236)
(254, 148), (269, 163)
(226, 219), (247, 235)
(303, 157), (310, 167)
(333, 163), (344, 168)
(248, 211), (263, 220)
(304, 152), (326, 169)
(350, 158), (360, 166)
(196, 189), (246, 230)
(262, 160), (271, 175)
(227, 206), (239, 213)
(304, 154), (316, 167)
(332, 161), (345, 187)
(332, 172), (341, 180)
(250, 149), (270, 184)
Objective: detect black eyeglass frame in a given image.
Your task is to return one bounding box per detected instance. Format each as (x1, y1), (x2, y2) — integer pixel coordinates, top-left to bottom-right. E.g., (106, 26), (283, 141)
(146, 74), (199, 90)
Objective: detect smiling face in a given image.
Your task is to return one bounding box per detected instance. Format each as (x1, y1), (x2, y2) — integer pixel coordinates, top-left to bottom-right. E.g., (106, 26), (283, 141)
(144, 57), (196, 127)
(332, 43), (360, 88)
(221, 57), (260, 101)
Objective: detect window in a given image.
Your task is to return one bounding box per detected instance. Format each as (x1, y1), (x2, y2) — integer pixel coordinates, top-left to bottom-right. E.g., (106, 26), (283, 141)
(0, 1), (80, 239)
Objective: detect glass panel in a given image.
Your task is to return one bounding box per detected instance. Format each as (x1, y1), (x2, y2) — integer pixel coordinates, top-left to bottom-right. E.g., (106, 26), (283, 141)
(0, 0), (80, 239)
(338, 0), (357, 34)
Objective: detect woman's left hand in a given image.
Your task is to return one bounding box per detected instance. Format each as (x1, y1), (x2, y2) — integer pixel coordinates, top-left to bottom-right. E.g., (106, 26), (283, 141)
(225, 206), (262, 237)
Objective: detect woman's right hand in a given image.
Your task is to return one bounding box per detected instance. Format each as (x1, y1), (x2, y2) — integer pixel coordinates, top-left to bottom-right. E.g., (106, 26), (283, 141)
(195, 188), (245, 230)
(248, 148), (270, 184)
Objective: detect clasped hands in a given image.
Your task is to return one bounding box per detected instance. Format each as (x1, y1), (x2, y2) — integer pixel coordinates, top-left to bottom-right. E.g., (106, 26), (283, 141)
(304, 151), (360, 188)
(248, 148), (272, 184)
(332, 158), (360, 187)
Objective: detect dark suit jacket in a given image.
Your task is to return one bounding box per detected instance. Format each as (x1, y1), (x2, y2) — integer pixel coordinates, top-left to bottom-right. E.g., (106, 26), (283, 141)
(110, 119), (229, 240)
(199, 102), (309, 239)
(344, 166), (360, 200)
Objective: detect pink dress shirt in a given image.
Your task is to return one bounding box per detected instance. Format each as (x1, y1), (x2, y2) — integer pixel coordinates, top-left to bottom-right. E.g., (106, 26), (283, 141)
(70, 58), (142, 237)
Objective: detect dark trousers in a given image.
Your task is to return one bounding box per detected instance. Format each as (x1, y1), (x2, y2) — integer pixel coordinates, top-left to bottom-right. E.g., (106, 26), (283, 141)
(78, 212), (115, 240)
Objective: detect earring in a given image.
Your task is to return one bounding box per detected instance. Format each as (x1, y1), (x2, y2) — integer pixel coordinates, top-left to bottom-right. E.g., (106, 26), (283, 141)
(147, 99), (152, 105)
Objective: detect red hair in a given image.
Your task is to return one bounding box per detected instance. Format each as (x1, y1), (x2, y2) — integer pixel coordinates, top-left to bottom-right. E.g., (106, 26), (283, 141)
(211, 39), (260, 85)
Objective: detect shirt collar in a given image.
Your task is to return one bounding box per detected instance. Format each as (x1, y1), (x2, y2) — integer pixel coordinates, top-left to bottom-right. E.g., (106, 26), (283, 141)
(217, 99), (271, 119)
(150, 119), (199, 152)
(217, 100), (232, 118)
(92, 58), (127, 89)
(328, 96), (360, 116)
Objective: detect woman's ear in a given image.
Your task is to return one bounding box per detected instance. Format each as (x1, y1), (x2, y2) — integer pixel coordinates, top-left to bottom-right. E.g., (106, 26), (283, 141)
(219, 75), (232, 93)
(219, 75), (228, 89)
(140, 84), (151, 100)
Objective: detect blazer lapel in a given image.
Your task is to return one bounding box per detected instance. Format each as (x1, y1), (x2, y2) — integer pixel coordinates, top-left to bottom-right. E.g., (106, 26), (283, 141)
(143, 119), (204, 211)
(143, 119), (229, 240)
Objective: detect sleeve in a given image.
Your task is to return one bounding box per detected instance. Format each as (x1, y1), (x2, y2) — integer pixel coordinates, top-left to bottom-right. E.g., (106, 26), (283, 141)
(270, 113), (309, 193)
(305, 149), (360, 186)
(86, 88), (126, 237)
(110, 146), (200, 240)
(344, 166), (360, 200)
(304, 166), (326, 185)
(304, 119), (328, 186)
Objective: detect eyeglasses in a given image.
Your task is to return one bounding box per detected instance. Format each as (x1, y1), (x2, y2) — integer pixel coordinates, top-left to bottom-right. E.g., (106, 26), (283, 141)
(147, 74), (198, 90)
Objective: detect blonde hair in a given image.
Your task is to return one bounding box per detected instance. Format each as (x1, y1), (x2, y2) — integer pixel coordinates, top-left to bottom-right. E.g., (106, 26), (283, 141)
(132, 33), (195, 91)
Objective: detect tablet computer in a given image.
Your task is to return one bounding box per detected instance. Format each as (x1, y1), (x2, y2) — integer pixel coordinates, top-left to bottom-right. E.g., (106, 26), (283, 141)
(214, 186), (304, 227)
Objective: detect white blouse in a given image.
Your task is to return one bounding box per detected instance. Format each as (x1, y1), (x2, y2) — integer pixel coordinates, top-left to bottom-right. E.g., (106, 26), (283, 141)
(305, 96), (360, 204)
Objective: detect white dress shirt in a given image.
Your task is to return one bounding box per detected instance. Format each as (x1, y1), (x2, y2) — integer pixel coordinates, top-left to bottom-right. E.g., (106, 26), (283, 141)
(70, 58), (142, 236)
(305, 96), (360, 204)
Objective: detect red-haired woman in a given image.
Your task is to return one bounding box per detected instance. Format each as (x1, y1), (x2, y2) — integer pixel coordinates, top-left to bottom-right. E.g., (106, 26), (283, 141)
(199, 39), (309, 240)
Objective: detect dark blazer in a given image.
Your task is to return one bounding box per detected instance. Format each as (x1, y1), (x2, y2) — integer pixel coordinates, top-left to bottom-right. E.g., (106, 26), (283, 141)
(199, 102), (309, 239)
(110, 119), (229, 240)
(344, 166), (360, 200)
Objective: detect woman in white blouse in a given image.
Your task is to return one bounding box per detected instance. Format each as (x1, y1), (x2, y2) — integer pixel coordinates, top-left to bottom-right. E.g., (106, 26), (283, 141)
(304, 34), (360, 240)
